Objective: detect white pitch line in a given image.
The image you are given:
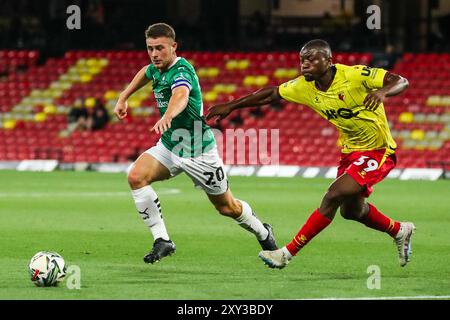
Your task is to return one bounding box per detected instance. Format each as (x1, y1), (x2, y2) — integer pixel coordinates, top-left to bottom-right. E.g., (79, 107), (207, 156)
(299, 295), (450, 300)
(0, 189), (181, 198)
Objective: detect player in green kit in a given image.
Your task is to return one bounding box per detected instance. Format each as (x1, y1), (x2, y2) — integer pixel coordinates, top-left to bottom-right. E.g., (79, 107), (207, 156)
(114, 23), (277, 264)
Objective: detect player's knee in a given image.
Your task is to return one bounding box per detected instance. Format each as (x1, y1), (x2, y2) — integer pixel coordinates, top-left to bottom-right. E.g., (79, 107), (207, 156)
(339, 206), (356, 220)
(340, 204), (365, 221)
(127, 170), (151, 189)
(323, 189), (344, 206)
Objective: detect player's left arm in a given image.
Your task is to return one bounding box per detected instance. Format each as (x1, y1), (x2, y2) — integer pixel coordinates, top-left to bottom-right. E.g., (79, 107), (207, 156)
(364, 72), (409, 111)
(151, 86), (190, 134)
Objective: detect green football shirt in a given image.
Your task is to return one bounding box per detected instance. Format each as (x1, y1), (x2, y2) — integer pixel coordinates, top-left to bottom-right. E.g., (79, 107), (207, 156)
(145, 57), (215, 157)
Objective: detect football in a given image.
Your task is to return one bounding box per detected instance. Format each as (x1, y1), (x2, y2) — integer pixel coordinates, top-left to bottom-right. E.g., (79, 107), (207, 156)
(28, 251), (66, 287)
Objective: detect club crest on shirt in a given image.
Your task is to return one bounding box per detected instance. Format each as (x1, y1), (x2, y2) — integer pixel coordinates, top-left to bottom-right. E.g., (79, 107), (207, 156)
(338, 92), (345, 101)
(358, 170), (367, 178)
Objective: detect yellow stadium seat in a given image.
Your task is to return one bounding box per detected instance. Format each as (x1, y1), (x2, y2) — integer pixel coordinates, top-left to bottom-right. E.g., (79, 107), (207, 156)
(59, 74), (70, 82)
(286, 68), (299, 78)
(212, 84), (236, 94)
(442, 96), (450, 106)
(49, 82), (62, 90)
(3, 119), (16, 129)
(85, 97), (96, 108)
(255, 76), (269, 86)
(439, 113), (450, 124)
(413, 141), (428, 150)
(61, 81), (71, 89)
(426, 96), (441, 106)
(410, 129), (425, 140)
(34, 112), (47, 122)
(424, 131), (438, 140)
(426, 114), (439, 123)
(67, 67), (79, 75)
(41, 90), (53, 98)
(225, 60), (238, 70)
(79, 74), (92, 83)
(401, 139), (416, 149)
(51, 89), (63, 98)
(30, 89), (42, 97)
(212, 84), (226, 93)
(428, 140), (443, 150)
(274, 68), (287, 79)
(86, 58), (99, 67)
(438, 130), (449, 140)
(237, 60), (250, 70)
(44, 104), (57, 115)
(104, 90), (119, 100)
(413, 113), (426, 123)
(77, 58), (87, 66)
(70, 74), (81, 82)
(60, 81), (71, 89)
(98, 59), (108, 67)
(203, 91), (218, 102)
(73, 99), (83, 108)
(243, 76), (255, 86)
(128, 98), (141, 108)
(206, 68), (219, 77)
(398, 112), (414, 123)
(88, 67), (101, 75)
(134, 90), (144, 99)
(224, 84), (236, 94)
(197, 68), (208, 78)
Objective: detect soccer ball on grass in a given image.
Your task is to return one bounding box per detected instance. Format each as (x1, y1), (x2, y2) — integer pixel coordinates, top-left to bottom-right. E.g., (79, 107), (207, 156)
(28, 251), (66, 287)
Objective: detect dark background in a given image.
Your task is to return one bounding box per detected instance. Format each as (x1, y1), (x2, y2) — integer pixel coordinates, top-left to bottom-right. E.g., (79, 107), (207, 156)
(0, 0), (449, 57)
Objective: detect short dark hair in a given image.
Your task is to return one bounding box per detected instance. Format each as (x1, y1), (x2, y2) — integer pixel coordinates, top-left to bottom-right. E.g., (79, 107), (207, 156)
(145, 23), (176, 40)
(301, 39), (332, 58)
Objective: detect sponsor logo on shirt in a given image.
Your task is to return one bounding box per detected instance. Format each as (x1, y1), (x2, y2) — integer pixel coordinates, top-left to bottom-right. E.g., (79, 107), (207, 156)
(321, 108), (360, 120)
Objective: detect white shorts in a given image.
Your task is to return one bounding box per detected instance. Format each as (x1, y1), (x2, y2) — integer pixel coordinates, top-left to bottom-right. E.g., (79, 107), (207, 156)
(145, 141), (228, 195)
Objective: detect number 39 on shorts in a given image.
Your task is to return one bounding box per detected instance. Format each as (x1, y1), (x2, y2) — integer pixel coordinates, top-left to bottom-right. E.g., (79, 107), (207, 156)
(353, 156), (379, 172)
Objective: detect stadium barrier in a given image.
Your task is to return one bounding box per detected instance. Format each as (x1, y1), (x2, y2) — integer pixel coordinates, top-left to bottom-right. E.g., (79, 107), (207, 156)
(1, 159), (447, 180)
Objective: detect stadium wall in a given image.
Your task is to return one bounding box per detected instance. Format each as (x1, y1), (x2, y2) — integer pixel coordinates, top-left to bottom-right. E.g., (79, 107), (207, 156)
(0, 160), (447, 181)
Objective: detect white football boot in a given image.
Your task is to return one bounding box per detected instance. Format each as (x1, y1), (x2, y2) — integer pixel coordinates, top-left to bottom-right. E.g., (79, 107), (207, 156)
(258, 248), (290, 269)
(394, 222), (416, 267)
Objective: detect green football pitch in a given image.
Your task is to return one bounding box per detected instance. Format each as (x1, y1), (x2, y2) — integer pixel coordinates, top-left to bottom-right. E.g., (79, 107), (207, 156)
(1, 170), (449, 300)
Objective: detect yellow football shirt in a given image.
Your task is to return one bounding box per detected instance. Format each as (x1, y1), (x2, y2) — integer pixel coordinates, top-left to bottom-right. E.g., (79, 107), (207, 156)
(278, 63), (397, 154)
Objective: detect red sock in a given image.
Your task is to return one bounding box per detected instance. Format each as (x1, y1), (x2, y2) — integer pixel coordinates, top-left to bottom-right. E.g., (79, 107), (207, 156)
(362, 203), (400, 237)
(286, 209), (332, 256)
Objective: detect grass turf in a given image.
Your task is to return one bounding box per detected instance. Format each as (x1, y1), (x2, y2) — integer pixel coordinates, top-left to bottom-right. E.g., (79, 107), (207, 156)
(0, 170), (449, 299)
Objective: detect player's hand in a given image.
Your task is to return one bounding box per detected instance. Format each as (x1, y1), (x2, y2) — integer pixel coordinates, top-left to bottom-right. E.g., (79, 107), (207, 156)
(151, 115), (172, 134)
(114, 99), (128, 120)
(205, 103), (233, 123)
(363, 89), (387, 111)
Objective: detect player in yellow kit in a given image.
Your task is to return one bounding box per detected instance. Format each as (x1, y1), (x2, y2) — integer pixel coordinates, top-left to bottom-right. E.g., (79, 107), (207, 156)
(206, 39), (415, 269)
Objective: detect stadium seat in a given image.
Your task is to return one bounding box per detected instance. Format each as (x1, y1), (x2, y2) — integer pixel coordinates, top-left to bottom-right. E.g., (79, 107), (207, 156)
(0, 51), (448, 167)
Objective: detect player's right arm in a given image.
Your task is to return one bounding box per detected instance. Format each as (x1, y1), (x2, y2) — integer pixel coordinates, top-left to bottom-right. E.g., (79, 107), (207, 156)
(114, 65), (151, 120)
(206, 86), (282, 122)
